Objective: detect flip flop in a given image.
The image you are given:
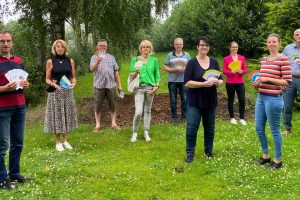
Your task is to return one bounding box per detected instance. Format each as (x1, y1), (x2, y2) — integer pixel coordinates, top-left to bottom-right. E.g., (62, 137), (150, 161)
(112, 125), (121, 131)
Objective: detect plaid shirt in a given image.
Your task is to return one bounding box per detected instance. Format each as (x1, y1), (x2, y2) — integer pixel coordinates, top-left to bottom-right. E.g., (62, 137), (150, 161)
(90, 53), (119, 89)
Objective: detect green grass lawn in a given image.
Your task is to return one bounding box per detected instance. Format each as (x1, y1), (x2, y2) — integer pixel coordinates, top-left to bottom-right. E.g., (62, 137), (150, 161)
(1, 119), (300, 199)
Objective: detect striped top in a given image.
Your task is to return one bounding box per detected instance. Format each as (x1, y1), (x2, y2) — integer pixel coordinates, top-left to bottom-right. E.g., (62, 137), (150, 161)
(259, 55), (292, 95)
(0, 55), (26, 111)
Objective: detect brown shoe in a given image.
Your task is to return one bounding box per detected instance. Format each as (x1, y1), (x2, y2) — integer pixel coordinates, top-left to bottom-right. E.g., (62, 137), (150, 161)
(93, 127), (101, 133)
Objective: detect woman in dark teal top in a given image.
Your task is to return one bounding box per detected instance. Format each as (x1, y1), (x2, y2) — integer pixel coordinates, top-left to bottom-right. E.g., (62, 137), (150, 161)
(129, 40), (160, 142)
(184, 36), (223, 163)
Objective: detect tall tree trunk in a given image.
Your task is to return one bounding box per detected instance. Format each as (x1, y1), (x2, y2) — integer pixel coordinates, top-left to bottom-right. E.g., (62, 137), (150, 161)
(50, 0), (68, 41)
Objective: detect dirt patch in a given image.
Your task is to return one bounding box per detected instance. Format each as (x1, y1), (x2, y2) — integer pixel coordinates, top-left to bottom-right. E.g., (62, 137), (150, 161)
(76, 93), (255, 127)
(26, 93), (255, 126)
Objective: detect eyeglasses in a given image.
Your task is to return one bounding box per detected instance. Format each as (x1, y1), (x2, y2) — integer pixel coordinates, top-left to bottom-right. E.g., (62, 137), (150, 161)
(0, 40), (12, 44)
(199, 44), (209, 47)
(142, 46), (151, 48)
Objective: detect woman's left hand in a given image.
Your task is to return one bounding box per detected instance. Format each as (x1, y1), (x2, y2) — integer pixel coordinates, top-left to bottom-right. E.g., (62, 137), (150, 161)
(149, 86), (159, 96)
(19, 80), (30, 89)
(253, 77), (269, 87)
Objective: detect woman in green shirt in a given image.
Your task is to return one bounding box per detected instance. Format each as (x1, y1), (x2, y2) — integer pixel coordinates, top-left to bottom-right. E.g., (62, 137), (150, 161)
(129, 40), (161, 142)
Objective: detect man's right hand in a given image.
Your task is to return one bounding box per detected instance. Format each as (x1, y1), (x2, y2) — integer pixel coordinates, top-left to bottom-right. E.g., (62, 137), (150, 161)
(0, 82), (18, 92)
(95, 56), (103, 63)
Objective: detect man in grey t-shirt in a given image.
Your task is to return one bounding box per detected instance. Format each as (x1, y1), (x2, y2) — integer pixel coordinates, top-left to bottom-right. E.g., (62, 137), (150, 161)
(164, 38), (191, 124)
(283, 28), (300, 135)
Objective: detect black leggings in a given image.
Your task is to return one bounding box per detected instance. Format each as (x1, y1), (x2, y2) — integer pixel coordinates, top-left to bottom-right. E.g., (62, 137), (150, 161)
(226, 83), (245, 119)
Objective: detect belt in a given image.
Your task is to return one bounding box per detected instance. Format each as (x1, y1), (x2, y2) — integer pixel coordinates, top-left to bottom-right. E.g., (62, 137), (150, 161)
(292, 75), (300, 78)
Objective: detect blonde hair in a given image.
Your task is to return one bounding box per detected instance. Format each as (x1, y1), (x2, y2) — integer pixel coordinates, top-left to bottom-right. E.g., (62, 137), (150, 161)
(139, 40), (153, 54)
(51, 39), (69, 56)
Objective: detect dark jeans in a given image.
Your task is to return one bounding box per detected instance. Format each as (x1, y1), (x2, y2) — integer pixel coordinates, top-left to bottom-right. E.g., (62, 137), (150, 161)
(283, 78), (300, 131)
(168, 82), (187, 119)
(226, 83), (245, 119)
(0, 107), (26, 181)
(186, 106), (216, 155)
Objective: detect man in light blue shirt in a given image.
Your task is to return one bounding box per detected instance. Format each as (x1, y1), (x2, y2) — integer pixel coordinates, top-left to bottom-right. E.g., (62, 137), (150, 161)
(283, 28), (300, 135)
(164, 38), (191, 124)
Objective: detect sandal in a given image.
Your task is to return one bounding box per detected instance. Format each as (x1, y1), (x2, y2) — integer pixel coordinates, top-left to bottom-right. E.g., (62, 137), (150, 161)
(93, 127), (101, 133)
(112, 125), (121, 131)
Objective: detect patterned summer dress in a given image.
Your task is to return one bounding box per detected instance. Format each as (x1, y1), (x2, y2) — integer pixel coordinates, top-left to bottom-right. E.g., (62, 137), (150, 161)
(44, 55), (77, 133)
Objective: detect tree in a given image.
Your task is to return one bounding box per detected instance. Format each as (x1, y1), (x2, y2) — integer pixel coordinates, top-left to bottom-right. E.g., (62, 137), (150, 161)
(152, 0), (275, 58)
(264, 0), (300, 46)
(15, 0), (49, 72)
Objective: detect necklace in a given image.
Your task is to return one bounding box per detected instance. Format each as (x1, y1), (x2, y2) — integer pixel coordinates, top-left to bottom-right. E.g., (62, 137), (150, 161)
(55, 55), (65, 63)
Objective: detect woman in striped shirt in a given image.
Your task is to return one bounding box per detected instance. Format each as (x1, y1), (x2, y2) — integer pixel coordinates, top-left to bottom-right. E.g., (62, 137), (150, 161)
(253, 33), (292, 170)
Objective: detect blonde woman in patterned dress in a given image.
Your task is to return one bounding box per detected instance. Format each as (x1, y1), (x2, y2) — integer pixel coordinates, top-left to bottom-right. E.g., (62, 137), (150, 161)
(44, 40), (77, 151)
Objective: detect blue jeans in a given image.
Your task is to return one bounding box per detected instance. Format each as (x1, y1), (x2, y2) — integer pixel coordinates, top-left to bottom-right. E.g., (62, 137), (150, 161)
(255, 94), (283, 160)
(283, 78), (300, 131)
(168, 82), (187, 119)
(0, 107), (26, 181)
(186, 106), (216, 155)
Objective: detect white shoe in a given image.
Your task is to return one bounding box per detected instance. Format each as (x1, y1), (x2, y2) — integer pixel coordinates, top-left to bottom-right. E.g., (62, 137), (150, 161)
(131, 132), (137, 142)
(63, 142), (73, 150)
(144, 131), (151, 142)
(56, 143), (64, 152)
(239, 119), (247, 126)
(230, 118), (238, 125)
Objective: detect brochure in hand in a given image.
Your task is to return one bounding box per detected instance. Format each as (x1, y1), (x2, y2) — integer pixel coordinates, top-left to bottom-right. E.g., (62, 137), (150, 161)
(59, 75), (72, 89)
(5, 69), (29, 90)
(248, 70), (260, 83)
(202, 69), (221, 81)
(228, 60), (241, 71)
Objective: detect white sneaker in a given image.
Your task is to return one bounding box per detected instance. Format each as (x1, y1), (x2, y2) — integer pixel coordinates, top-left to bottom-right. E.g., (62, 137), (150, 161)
(63, 142), (73, 150)
(56, 143), (64, 152)
(131, 132), (137, 142)
(144, 131), (151, 142)
(230, 118), (238, 125)
(240, 119), (247, 126)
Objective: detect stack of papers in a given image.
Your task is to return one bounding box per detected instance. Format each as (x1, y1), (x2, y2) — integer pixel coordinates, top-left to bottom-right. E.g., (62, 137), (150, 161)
(5, 69), (28, 90)
(228, 60), (242, 71)
(202, 69), (221, 81)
